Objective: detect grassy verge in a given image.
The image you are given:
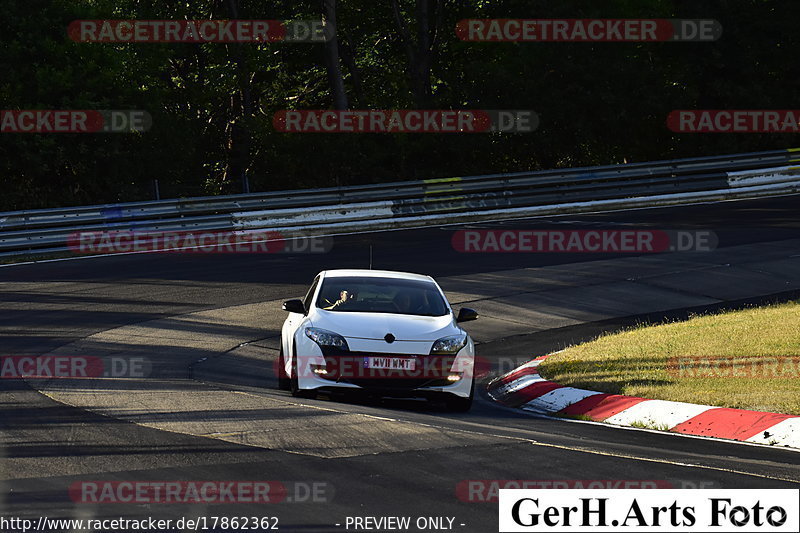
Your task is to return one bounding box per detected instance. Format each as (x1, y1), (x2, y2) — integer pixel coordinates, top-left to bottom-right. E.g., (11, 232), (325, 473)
(538, 301), (800, 415)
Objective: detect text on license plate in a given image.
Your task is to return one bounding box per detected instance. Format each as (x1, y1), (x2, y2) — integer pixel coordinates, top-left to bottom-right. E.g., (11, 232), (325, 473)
(364, 357), (416, 371)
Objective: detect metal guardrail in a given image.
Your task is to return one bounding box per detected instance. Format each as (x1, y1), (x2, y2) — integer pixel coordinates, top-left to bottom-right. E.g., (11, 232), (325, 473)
(1, 148), (799, 258)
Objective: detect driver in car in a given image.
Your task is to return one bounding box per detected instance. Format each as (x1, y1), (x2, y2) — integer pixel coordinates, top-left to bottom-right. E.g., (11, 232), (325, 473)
(323, 289), (359, 310)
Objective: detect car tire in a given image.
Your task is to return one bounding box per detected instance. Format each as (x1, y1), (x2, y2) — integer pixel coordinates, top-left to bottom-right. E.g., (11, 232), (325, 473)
(277, 346), (290, 391)
(445, 379), (474, 412)
(290, 347), (314, 398)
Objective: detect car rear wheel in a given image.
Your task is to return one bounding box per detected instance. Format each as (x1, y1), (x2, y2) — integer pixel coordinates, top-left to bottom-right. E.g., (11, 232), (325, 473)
(277, 346), (290, 391)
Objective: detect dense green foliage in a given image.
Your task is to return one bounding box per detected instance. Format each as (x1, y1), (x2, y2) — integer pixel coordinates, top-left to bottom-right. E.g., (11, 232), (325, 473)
(0, 0), (798, 210)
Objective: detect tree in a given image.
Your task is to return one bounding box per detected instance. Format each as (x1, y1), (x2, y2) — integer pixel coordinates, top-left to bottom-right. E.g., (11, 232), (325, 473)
(323, 0), (350, 110)
(389, 0), (445, 108)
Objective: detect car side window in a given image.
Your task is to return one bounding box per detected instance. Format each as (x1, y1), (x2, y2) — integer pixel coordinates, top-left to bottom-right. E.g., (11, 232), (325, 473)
(303, 276), (320, 313)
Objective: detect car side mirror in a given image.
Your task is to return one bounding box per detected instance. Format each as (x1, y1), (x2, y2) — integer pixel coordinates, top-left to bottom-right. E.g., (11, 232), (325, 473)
(456, 307), (478, 323)
(282, 299), (306, 314)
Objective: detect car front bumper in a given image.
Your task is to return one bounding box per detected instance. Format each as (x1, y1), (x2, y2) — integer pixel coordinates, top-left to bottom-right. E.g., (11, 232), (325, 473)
(293, 336), (475, 398)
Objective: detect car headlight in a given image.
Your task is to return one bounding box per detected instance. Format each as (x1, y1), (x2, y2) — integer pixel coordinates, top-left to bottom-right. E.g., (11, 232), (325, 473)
(305, 327), (349, 350)
(430, 334), (467, 355)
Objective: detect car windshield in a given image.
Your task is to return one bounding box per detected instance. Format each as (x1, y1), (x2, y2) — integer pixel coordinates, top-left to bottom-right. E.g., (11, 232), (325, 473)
(316, 276), (448, 316)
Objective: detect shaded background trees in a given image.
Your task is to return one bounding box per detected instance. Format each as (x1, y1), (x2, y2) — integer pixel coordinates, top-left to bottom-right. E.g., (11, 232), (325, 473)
(0, 0), (798, 210)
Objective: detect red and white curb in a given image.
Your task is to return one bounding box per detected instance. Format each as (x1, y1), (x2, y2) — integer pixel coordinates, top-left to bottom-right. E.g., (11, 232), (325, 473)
(487, 356), (800, 450)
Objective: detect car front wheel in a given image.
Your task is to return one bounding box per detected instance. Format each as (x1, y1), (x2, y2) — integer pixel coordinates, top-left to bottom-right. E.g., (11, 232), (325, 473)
(445, 379), (474, 412)
(290, 349), (314, 398)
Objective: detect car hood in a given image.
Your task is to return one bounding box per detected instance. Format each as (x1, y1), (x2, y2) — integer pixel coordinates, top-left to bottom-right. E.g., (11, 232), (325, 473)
(311, 311), (457, 342)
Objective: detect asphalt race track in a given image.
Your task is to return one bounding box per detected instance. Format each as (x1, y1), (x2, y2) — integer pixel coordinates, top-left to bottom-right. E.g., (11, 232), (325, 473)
(2, 195), (800, 532)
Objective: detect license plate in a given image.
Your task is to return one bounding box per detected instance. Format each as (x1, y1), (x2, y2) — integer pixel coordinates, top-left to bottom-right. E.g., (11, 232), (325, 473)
(364, 357), (416, 371)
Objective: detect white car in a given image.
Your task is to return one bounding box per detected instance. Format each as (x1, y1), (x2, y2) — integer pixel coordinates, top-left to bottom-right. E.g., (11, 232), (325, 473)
(278, 269), (478, 411)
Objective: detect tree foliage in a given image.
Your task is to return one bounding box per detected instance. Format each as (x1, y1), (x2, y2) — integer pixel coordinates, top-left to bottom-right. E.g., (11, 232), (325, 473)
(0, 0), (797, 209)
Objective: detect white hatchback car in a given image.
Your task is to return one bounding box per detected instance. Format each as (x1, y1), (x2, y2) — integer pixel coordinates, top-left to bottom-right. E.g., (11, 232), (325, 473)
(279, 269), (478, 411)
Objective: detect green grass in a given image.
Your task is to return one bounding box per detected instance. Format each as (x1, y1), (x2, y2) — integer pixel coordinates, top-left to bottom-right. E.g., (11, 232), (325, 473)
(629, 420), (671, 431)
(539, 301), (800, 415)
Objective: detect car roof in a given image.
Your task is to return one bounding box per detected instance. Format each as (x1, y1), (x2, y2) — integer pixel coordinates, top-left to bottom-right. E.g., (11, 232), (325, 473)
(320, 269), (435, 282)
